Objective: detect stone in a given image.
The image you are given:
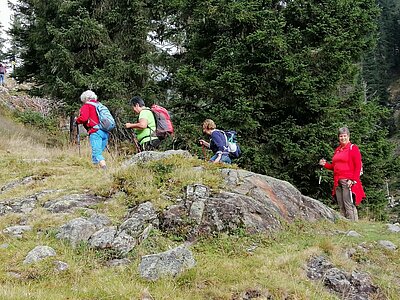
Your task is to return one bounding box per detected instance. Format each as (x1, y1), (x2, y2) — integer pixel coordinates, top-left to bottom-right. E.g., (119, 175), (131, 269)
(2, 225), (32, 238)
(112, 230), (137, 255)
(387, 223), (400, 233)
(106, 258), (131, 267)
(161, 169), (338, 238)
(89, 227), (117, 249)
(122, 150), (192, 167)
(56, 217), (97, 247)
(378, 240), (397, 251)
(346, 230), (362, 237)
(54, 260), (69, 272)
(87, 213), (112, 230)
(44, 194), (105, 213)
(23, 246), (56, 264)
(139, 245), (196, 280)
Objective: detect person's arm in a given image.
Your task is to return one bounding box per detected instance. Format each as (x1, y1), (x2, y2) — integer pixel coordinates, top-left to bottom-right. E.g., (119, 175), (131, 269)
(125, 117), (148, 129)
(211, 131), (226, 163)
(125, 110), (149, 129)
(75, 105), (89, 124)
(319, 158), (333, 170)
(199, 139), (210, 148)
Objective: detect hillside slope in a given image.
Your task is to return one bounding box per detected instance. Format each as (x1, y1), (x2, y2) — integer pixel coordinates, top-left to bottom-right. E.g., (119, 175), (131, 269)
(0, 96), (399, 299)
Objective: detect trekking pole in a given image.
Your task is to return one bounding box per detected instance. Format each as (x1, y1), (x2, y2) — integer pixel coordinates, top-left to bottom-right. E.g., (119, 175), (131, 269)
(349, 186), (354, 204)
(131, 132), (142, 153)
(76, 122), (81, 157)
(202, 144), (208, 161)
(318, 167), (323, 185)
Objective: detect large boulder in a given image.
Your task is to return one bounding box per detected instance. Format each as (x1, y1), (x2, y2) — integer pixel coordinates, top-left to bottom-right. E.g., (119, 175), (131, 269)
(122, 150), (192, 167)
(162, 169), (338, 237)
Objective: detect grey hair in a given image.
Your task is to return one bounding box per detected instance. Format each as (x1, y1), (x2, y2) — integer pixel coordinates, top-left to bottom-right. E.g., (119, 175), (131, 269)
(80, 90), (97, 103)
(338, 126), (350, 136)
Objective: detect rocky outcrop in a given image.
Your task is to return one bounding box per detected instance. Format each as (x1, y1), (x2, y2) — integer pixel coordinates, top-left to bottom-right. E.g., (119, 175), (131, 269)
(56, 218), (98, 247)
(0, 176), (37, 193)
(161, 169), (338, 238)
(0, 151), (345, 282)
(56, 202), (159, 257)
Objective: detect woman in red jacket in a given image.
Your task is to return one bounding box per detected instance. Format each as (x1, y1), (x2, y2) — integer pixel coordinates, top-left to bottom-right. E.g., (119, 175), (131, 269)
(75, 90), (108, 169)
(319, 127), (365, 221)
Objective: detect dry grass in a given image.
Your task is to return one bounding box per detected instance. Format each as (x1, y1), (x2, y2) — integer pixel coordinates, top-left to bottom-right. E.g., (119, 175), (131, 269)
(0, 111), (399, 300)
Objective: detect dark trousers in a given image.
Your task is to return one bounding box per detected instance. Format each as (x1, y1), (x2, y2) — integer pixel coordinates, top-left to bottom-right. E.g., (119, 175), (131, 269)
(141, 139), (161, 151)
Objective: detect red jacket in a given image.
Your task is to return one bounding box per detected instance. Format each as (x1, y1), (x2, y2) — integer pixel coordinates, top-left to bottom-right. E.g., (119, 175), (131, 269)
(76, 99), (99, 134)
(324, 142), (366, 205)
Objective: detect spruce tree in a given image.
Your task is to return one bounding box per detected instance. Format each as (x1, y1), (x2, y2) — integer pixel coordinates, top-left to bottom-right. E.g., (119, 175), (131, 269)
(157, 0), (396, 218)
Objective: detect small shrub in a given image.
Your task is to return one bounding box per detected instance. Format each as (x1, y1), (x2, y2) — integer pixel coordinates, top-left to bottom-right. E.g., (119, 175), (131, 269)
(318, 239), (335, 256)
(14, 110), (58, 132)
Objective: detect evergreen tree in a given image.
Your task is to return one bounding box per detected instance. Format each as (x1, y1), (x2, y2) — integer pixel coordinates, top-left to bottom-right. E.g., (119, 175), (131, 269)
(8, 0), (157, 129)
(361, 0), (400, 108)
(158, 0), (396, 218)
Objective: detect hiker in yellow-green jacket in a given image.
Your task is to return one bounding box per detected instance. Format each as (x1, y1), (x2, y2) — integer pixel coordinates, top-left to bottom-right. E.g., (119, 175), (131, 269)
(125, 96), (160, 151)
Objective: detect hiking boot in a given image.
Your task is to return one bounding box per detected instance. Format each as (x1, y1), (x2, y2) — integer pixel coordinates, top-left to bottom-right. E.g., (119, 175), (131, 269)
(99, 160), (107, 170)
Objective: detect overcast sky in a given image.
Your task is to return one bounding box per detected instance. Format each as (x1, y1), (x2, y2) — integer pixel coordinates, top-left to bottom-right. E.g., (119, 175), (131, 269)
(0, 0), (14, 42)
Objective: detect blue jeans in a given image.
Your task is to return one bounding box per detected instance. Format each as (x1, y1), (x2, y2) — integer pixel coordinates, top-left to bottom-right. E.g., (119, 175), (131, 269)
(89, 130), (109, 164)
(210, 154), (231, 164)
(0, 74), (4, 85)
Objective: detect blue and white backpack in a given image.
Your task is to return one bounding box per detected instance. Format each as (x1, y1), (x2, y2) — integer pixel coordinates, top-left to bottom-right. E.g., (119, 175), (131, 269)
(87, 102), (116, 132)
(222, 130), (241, 158)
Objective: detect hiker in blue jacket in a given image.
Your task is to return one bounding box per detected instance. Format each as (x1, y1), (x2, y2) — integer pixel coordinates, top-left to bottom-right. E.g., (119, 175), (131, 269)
(199, 119), (231, 164)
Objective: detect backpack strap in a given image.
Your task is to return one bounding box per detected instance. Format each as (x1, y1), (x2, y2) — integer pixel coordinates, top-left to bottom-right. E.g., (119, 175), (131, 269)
(143, 108), (156, 128)
(137, 108), (157, 143)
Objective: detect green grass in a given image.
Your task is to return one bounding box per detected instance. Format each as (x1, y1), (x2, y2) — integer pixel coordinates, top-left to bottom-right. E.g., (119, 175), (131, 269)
(0, 112), (399, 299)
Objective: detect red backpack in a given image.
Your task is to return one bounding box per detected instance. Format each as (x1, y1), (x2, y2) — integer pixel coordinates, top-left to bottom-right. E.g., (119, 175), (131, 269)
(149, 104), (174, 139)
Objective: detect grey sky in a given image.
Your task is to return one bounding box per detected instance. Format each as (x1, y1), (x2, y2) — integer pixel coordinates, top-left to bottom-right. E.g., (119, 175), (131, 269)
(0, 0), (14, 42)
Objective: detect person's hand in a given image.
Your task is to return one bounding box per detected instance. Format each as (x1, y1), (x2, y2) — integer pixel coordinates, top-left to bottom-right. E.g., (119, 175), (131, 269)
(319, 158), (326, 166)
(125, 122), (132, 129)
(347, 180), (356, 188)
(199, 139), (206, 145)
